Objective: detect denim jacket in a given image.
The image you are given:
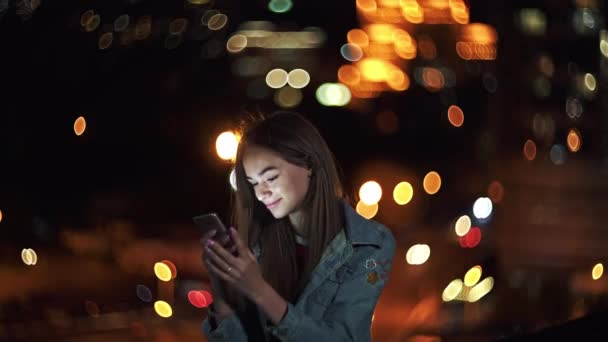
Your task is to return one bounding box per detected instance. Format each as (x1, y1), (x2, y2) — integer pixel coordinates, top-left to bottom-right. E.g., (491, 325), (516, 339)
(202, 200), (396, 341)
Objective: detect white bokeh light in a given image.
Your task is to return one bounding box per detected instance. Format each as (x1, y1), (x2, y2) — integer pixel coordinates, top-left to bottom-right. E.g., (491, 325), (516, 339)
(473, 197), (493, 219)
(229, 168), (237, 191)
(406, 244), (431, 265)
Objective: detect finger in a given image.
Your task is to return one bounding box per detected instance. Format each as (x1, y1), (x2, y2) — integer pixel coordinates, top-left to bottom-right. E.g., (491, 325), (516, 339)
(206, 258), (235, 283)
(205, 245), (236, 273)
(229, 227), (249, 256)
(199, 230), (217, 245)
(209, 240), (240, 266)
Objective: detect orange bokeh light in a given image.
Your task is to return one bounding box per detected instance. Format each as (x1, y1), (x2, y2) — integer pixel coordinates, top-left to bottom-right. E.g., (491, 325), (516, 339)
(447, 105), (464, 127)
(74, 116), (86, 136)
(523, 139), (537, 161)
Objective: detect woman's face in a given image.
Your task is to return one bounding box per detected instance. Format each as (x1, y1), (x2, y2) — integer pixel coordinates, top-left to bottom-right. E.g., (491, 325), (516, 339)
(242, 145), (311, 221)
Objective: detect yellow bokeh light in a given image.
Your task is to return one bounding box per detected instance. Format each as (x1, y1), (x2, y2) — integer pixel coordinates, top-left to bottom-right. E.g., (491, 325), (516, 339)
(154, 262), (173, 282)
(592, 263), (603, 280)
(393, 181), (413, 205)
(423, 171), (441, 195)
(467, 276), (494, 302)
(584, 73), (596, 91)
(358, 58), (388, 82)
(464, 265), (482, 287)
(29, 249), (38, 265)
(287, 69), (310, 89)
(74, 116), (86, 136)
(567, 129), (582, 152)
(601, 40), (608, 58)
(21, 248), (37, 266)
(356, 200), (379, 219)
(208, 13), (228, 31)
(154, 300), (173, 318)
(401, 0), (424, 23)
(366, 24), (396, 44)
(406, 244), (431, 265)
(523, 139), (536, 161)
(215, 131), (240, 161)
(442, 279), (463, 302)
(266, 69), (289, 88)
(359, 181), (382, 205)
(226, 34), (248, 53)
(274, 87), (303, 108)
(0, 209), (3, 223)
(448, 105), (464, 127)
(454, 215), (471, 237)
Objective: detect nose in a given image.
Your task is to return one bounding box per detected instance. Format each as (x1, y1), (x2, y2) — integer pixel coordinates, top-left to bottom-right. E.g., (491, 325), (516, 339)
(254, 183), (272, 201)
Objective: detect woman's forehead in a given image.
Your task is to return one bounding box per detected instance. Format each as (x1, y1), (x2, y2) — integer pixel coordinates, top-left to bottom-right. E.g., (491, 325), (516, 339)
(242, 146), (284, 173)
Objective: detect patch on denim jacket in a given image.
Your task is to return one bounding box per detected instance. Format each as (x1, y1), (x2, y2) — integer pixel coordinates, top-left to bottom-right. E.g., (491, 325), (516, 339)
(366, 258), (391, 284)
(367, 271), (379, 285)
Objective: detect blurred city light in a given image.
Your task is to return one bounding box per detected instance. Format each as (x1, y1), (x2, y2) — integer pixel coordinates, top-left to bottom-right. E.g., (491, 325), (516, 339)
(268, 0), (293, 13)
(393, 181), (414, 205)
(406, 244), (431, 265)
(356, 200), (379, 219)
(215, 131), (240, 161)
(74, 116), (86, 136)
(448, 105), (464, 127)
(154, 262), (173, 282)
(467, 276), (494, 302)
(442, 279), (464, 302)
(286, 69), (310, 88)
(316, 83), (351, 106)
(136, 284), (153, 302)
(592, 263), (604, 280)
(266, 69), (289, 88)
(423, 171), (441, 195)
(454, 215), (471, 237)
(359, 181), (383, 205)
(154, 301), (173, 318)
(473, 197), (492, 219)
(464, 265), (482, 287)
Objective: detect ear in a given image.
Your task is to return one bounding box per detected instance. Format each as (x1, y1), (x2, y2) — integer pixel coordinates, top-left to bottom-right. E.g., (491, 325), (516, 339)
(308, 168), (313, 178)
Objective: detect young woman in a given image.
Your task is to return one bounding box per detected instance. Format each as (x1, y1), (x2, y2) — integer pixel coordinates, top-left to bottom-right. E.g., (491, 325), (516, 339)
(201, 111), (396, 341)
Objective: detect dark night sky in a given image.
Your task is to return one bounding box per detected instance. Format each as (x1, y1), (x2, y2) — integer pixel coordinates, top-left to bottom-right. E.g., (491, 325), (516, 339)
(2, 0), (601, 242)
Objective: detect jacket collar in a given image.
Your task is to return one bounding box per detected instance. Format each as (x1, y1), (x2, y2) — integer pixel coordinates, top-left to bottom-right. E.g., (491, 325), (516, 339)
(341, 199), (383, 248)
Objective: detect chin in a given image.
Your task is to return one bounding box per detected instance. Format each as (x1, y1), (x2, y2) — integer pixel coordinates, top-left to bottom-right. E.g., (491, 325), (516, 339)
(269, 209), (288, 219)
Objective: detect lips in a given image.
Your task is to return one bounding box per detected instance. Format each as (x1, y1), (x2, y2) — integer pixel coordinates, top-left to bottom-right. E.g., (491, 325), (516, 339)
(265, 198), (282, 209)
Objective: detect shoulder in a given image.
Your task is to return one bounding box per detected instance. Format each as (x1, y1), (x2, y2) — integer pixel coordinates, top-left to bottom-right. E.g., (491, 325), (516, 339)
(342, 200), (396, 256)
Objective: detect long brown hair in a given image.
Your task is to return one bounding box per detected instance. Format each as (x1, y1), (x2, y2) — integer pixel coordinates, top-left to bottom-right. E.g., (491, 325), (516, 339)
(227, 111), (346, 310)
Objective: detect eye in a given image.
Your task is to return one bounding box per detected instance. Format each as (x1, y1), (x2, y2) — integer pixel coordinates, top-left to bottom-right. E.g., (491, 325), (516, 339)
(267, 175), (279, 182)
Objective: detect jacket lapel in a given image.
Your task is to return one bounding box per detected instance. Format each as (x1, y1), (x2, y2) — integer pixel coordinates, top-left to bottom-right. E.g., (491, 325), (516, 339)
(295, 229), (353, 308)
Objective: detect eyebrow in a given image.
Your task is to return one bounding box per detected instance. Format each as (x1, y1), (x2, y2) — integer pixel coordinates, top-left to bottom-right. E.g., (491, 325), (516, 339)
(245, 166), (278, 180)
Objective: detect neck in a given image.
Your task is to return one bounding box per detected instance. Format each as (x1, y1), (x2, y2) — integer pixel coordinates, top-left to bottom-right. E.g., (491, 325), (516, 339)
(288, 210), (306, 236)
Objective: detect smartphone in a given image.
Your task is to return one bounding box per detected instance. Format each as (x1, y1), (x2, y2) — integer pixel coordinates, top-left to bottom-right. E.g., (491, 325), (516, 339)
(192, 213), (237, 256)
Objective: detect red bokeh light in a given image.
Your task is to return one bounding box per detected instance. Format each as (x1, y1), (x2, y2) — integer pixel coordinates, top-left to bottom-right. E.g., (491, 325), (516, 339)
(188, 290), (213, 308)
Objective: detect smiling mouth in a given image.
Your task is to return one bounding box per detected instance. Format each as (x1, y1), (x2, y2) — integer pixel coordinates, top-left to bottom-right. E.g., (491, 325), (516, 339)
(265, 199), (282, 209)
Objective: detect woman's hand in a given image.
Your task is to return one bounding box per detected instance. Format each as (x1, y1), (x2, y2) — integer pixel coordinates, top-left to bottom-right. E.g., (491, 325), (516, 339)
(200, 229), (237, 313)
(204, 227), (268, 301)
